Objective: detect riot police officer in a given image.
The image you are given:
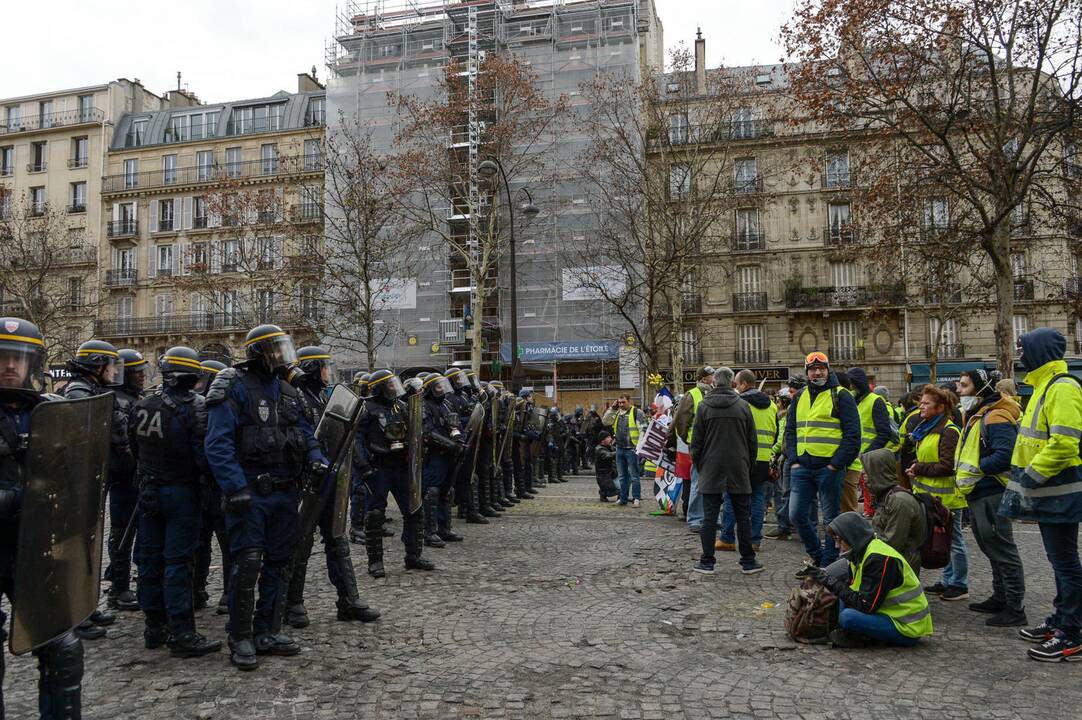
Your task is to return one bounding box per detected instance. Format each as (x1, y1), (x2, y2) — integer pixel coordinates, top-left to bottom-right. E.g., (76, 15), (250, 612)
(489, 381), (519, 508)
(444, 368), (486, 524)
(481, 383), (511, 512)
(285, 347), (380, 628)
(193, 359), (231, 615)
(131, 346), (222, 657)
(204, 324), (327, 671)
(474, 382), (502, 519)
(348, 372), (373, 544)
(62, 339), (131, 638)
(420, 373), (463, 547)
(359, 369), (434, 578)
(544, 407), (568, 484)
(512, 388), (540, 499)
(0, 318), (87, 718)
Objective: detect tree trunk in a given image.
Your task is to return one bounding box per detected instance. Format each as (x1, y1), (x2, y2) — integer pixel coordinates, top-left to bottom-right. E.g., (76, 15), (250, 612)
(470, 279), (483, 375)
(990, 221), (1016, 378)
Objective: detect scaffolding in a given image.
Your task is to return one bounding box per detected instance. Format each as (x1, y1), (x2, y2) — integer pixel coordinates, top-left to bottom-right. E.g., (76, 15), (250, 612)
(326, 0), (657, 373)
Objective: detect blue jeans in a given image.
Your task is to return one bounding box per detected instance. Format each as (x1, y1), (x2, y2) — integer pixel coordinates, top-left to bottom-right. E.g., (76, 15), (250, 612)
(941, 510), (969, 590)
(720, 481), (767, 545)
(135, 484), (202, 634)
(838, 600), (919, 646)
(687, 466), (704, 527)
(789, 463), (844, 565)
(1038, 522), (1082, 639)
(775, 461), (793, 532)
(615, 447), (641, 503)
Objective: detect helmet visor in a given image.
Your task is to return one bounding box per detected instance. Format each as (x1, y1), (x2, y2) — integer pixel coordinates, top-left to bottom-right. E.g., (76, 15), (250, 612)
(425, 376), (452, 399)
(259, 335), (298, 370)
(379, 376), (406, 400)
(449, 372), (470, 390)
(467, 374), (480, 391)
(127, 361), (157, 390)
(0, 340), (46, 393)
(101, 355), (125, 387)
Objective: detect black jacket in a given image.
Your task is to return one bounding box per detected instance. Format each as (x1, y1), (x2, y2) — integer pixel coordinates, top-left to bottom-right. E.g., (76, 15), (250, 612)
(688, 387), (756, 495)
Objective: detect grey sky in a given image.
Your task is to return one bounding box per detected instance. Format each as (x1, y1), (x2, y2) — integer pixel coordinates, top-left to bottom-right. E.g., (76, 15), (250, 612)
(3, 0), (796, 103)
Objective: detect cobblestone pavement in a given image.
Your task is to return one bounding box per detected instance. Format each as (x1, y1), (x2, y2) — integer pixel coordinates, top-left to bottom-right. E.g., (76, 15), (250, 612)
(6, 475), (1081, 718)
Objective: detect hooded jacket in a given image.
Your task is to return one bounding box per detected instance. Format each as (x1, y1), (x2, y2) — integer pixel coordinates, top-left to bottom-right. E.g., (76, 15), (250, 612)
(824, 512), (907, 614)
(960, 393), (1020, 502)
(848, 368), (894, 453)
(783, 371), (862, 470)
(688, 387), (756, 495)
(863, 448), (926, 573)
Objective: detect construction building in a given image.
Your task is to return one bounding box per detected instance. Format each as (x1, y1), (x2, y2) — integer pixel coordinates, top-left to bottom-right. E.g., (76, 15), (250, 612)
(326, 0), (663, 405)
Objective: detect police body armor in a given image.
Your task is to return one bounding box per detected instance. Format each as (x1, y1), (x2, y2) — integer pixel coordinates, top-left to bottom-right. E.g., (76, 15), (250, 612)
(132, 389), (206, 485)
(423, 397), (461, 457)
(235, 371), (307, 478)
(364, 398), (410, 464)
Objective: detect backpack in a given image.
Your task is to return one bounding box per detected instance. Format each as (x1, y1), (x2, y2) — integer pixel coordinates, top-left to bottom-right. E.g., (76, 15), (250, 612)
(913, 492), (953, 570)
(784, 578), (838, 643)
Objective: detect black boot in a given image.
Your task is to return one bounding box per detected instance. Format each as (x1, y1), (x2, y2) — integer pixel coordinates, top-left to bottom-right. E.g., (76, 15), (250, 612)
(478, 474), (500, 518)
(194, 590), (210, 611)
(107, 589), (139, 612)
(37, 631), (83, 719)
(286, 604), (309, 629)
(89, 609), (115, 626)
(216, 592), (229, 616)
(437, 497), (463, 542)
(466, 478), (489, 524)
(169, 631), (223, 658)
(144, 619), (170, 649)
(286, 527), (314, 628)
(365, 509), (386, 578)
(255, 560), (299, 657)
(403, 510), (435, 571)
(349, 525), (366, 544)
(229, 548), (261, 671)
(336, 597), (382, 622)
(423, 487), (445, 547)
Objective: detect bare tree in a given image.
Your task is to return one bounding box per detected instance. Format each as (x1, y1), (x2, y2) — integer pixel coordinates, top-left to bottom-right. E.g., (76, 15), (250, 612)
(783, 0), (1082, 375)
(0, 194), (99, 363)
(392, 53), (567, 373)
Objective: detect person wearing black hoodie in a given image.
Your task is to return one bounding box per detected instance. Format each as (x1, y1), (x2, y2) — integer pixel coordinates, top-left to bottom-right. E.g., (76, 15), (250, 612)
(716, 370), (777, 551)
(842, 367), (895, 514)
(785, 352), (861, 574)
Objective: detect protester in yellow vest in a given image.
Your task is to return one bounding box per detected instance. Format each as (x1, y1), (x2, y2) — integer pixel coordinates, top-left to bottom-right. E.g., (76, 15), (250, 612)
(841, 368), (895, 513)
(1001, 328), (1082, 662)
(954, 368), (1026, 627)
(902, 385), (967, 602)
(716, 370), (778, 551)
(600, 394), (647, 507)
(805, 512), (932, 648)
(673, 366), (716, 531)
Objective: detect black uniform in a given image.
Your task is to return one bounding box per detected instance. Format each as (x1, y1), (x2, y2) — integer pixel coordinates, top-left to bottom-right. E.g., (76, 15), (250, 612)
(421, 393), (462, 545)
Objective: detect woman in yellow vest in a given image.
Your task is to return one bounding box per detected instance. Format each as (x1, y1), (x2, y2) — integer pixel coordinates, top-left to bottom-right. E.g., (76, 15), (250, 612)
(805, 512), (933, 647)
(903, 385), (967, 601)
(954, 368), (1026, 627)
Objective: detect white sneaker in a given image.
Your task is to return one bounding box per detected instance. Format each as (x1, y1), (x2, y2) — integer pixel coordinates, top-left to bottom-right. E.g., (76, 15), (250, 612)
(632, 499), (640, 508)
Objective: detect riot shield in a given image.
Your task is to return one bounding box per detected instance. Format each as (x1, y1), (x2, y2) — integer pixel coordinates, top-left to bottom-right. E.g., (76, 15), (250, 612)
(449, 403), (485, 484)
(526, 406), (546, 433)
(407, 392), (423, 514)
(10, 394), (112, 655)
(490, 396), (501, 467)
(297, 384), (362, 542)
(330, 447), (353, 538)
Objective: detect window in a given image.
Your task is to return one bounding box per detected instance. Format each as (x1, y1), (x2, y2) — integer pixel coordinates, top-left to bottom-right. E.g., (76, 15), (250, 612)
(229, 103), (285, 135)
(30, 187), (45, 215)
(68, 278), (83, 308)
(827, 202), (852, 244)
(378, 43), (400, 57)
(191, 243), (208, 270)
(162, 154), (177, 184)
(923, 197), (950, 231)
(730, 107), (762, 139)
(735, 208), (761, 249)
(225, 147), (241, 178)
(196, 150), (213, 181)
(29, 142), (46, 172)
(5, 106), (21, 130)
(38, 100), (53, 128)
(261, 143), (278, 175)
(832, 320), (858, 359)
(680, 327), (699, 364)
(1011, 252), (1026, 279)
(193, 196), (208, 228)
(825, 150), (850, 187)
(128, 118), (148, 147)
(304, 98), (326, 126)
(929, 317), (958, 350)
(223, 239), (239, 271)
(124, 158), (139, 189)
(0, 191), (10, 219)
(231, 107), (253, 135)
(668, 113), (689, 144)
(1065, 142), (1081, 179)
(116, 296), (133, 334)
(158, 199), (175, 231)
(669, 164), (690, 200)
(831, 261), (857, 289)
(258, 289), (277, 319)
(157, 245), (174, 274)
(258, 236), (277, 268)
(1013, 315), (1028, 346)
(0, 146), (12, 176)
(734, 158), (758, 193)
(737, 265), (761, 294)
(78, 95), (93, 122)
(738, 324), (765, 361)
(155, 294), (174, 317)
(303, 139), (321, 170)
(299, 185), (321, 217)
(70, 182), (87, 212)
(116, 247), (135, 272)
(300, 286), (320, 320)
(69, 137), (89, 169)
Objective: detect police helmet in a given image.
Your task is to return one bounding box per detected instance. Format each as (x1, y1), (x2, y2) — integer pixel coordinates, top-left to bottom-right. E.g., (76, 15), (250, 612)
(119, 348), (150, 391)
(0, 317), (47, 395)
(446, 368), (470, 391)
(422, 373), (453, 400)
(297, 346), (334, 387)
(489, 380), (505, 391)
(518, 388), (532, 399)
(368, 369), (405, 401)
(548, 406), (560, 417)
(243, 324), (297, 375)
(575, 406), (584, 417)
(404, 376), (424, 397)
(159, 346), (203, 390)
(196, 359), (227, 394)
(352, 371), (372, 398)
(465, 370), (481, 392)
(69, 339), (124, 387)
(788, 373), (808, 391)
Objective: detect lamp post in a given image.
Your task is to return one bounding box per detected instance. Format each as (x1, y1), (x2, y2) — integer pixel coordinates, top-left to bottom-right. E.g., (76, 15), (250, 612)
(477, 158), (538, 389)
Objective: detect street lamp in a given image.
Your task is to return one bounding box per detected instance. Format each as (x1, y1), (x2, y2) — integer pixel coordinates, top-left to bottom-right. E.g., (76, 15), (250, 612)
(477, 158), (538, 388)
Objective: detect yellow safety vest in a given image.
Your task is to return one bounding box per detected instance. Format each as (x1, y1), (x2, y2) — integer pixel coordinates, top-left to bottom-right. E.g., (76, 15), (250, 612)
(849, 538), (933, 639)
(911, 420), (966, 510)
(1008, 360), (1082, 499)
(955, 412), (1009, 494)
(748, 402), (778, 462)
(611, 406), (641, 446)
(686, 386), (704, 443)
(795, 388), (842, 458)
(849, 393), (886, 472)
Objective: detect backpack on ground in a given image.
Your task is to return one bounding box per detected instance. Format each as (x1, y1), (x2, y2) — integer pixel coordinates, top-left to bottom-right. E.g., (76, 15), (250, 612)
(784, 578), (838, 643)
(913, 492), (953, 569)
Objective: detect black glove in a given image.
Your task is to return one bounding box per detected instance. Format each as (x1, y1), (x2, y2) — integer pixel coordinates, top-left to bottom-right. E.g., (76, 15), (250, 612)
(805, 565), (830, 586)
(309, 460), (330, 477)
(138, 483), (160, 517)
(225, 487), (252, 515)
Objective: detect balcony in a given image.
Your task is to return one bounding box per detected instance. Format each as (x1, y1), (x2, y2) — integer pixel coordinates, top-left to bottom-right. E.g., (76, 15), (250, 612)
(0, 108), (104, 136)
(729, 120), (774, 141)
(925, 285), (963, 305)
(291, 204), (322, 223)
(107, 220), (138, 238)
(829, 345), (865, 362)
(824, 225), (858, 246)
(733, 176), (763, 195)
(822, 170), (853, 189)
(731, 232), (765, 252)
(681, 294), (702, 314)
(925, 343), (966, 359)
(95, 312), (310, 338)
(101, 155), (322, 194)
(67, 203), (86, 214)
(1014, 279), (1034, 301)
(67, 157), (89, 169)
(649, 119), (774, 150)
(732, 291), (767, 312)
(1066, 277), (1082, 299)
(0, 165), (11, 177)
(104, 269), (137, 288)
(29, 204), (45, 217)
(287, 255), (321, 273)
(26, 161), (46, 173)
(56, 246), (96, 266)
(786, 284), (906, 309)
(735, 348), (770, 364)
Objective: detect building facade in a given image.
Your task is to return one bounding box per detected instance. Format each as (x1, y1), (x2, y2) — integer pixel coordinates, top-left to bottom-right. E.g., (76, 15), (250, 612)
(0, 79), (162, 364)
(94, 75), (326, 364)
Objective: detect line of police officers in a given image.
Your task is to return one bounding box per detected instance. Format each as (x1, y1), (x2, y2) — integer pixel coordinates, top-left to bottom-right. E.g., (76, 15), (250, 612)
(0, 316), (567, 718)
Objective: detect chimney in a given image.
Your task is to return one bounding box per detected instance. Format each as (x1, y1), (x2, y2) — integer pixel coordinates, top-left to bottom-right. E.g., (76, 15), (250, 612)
(297, 69), (325, 93)
(694, 28), (706, 94)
